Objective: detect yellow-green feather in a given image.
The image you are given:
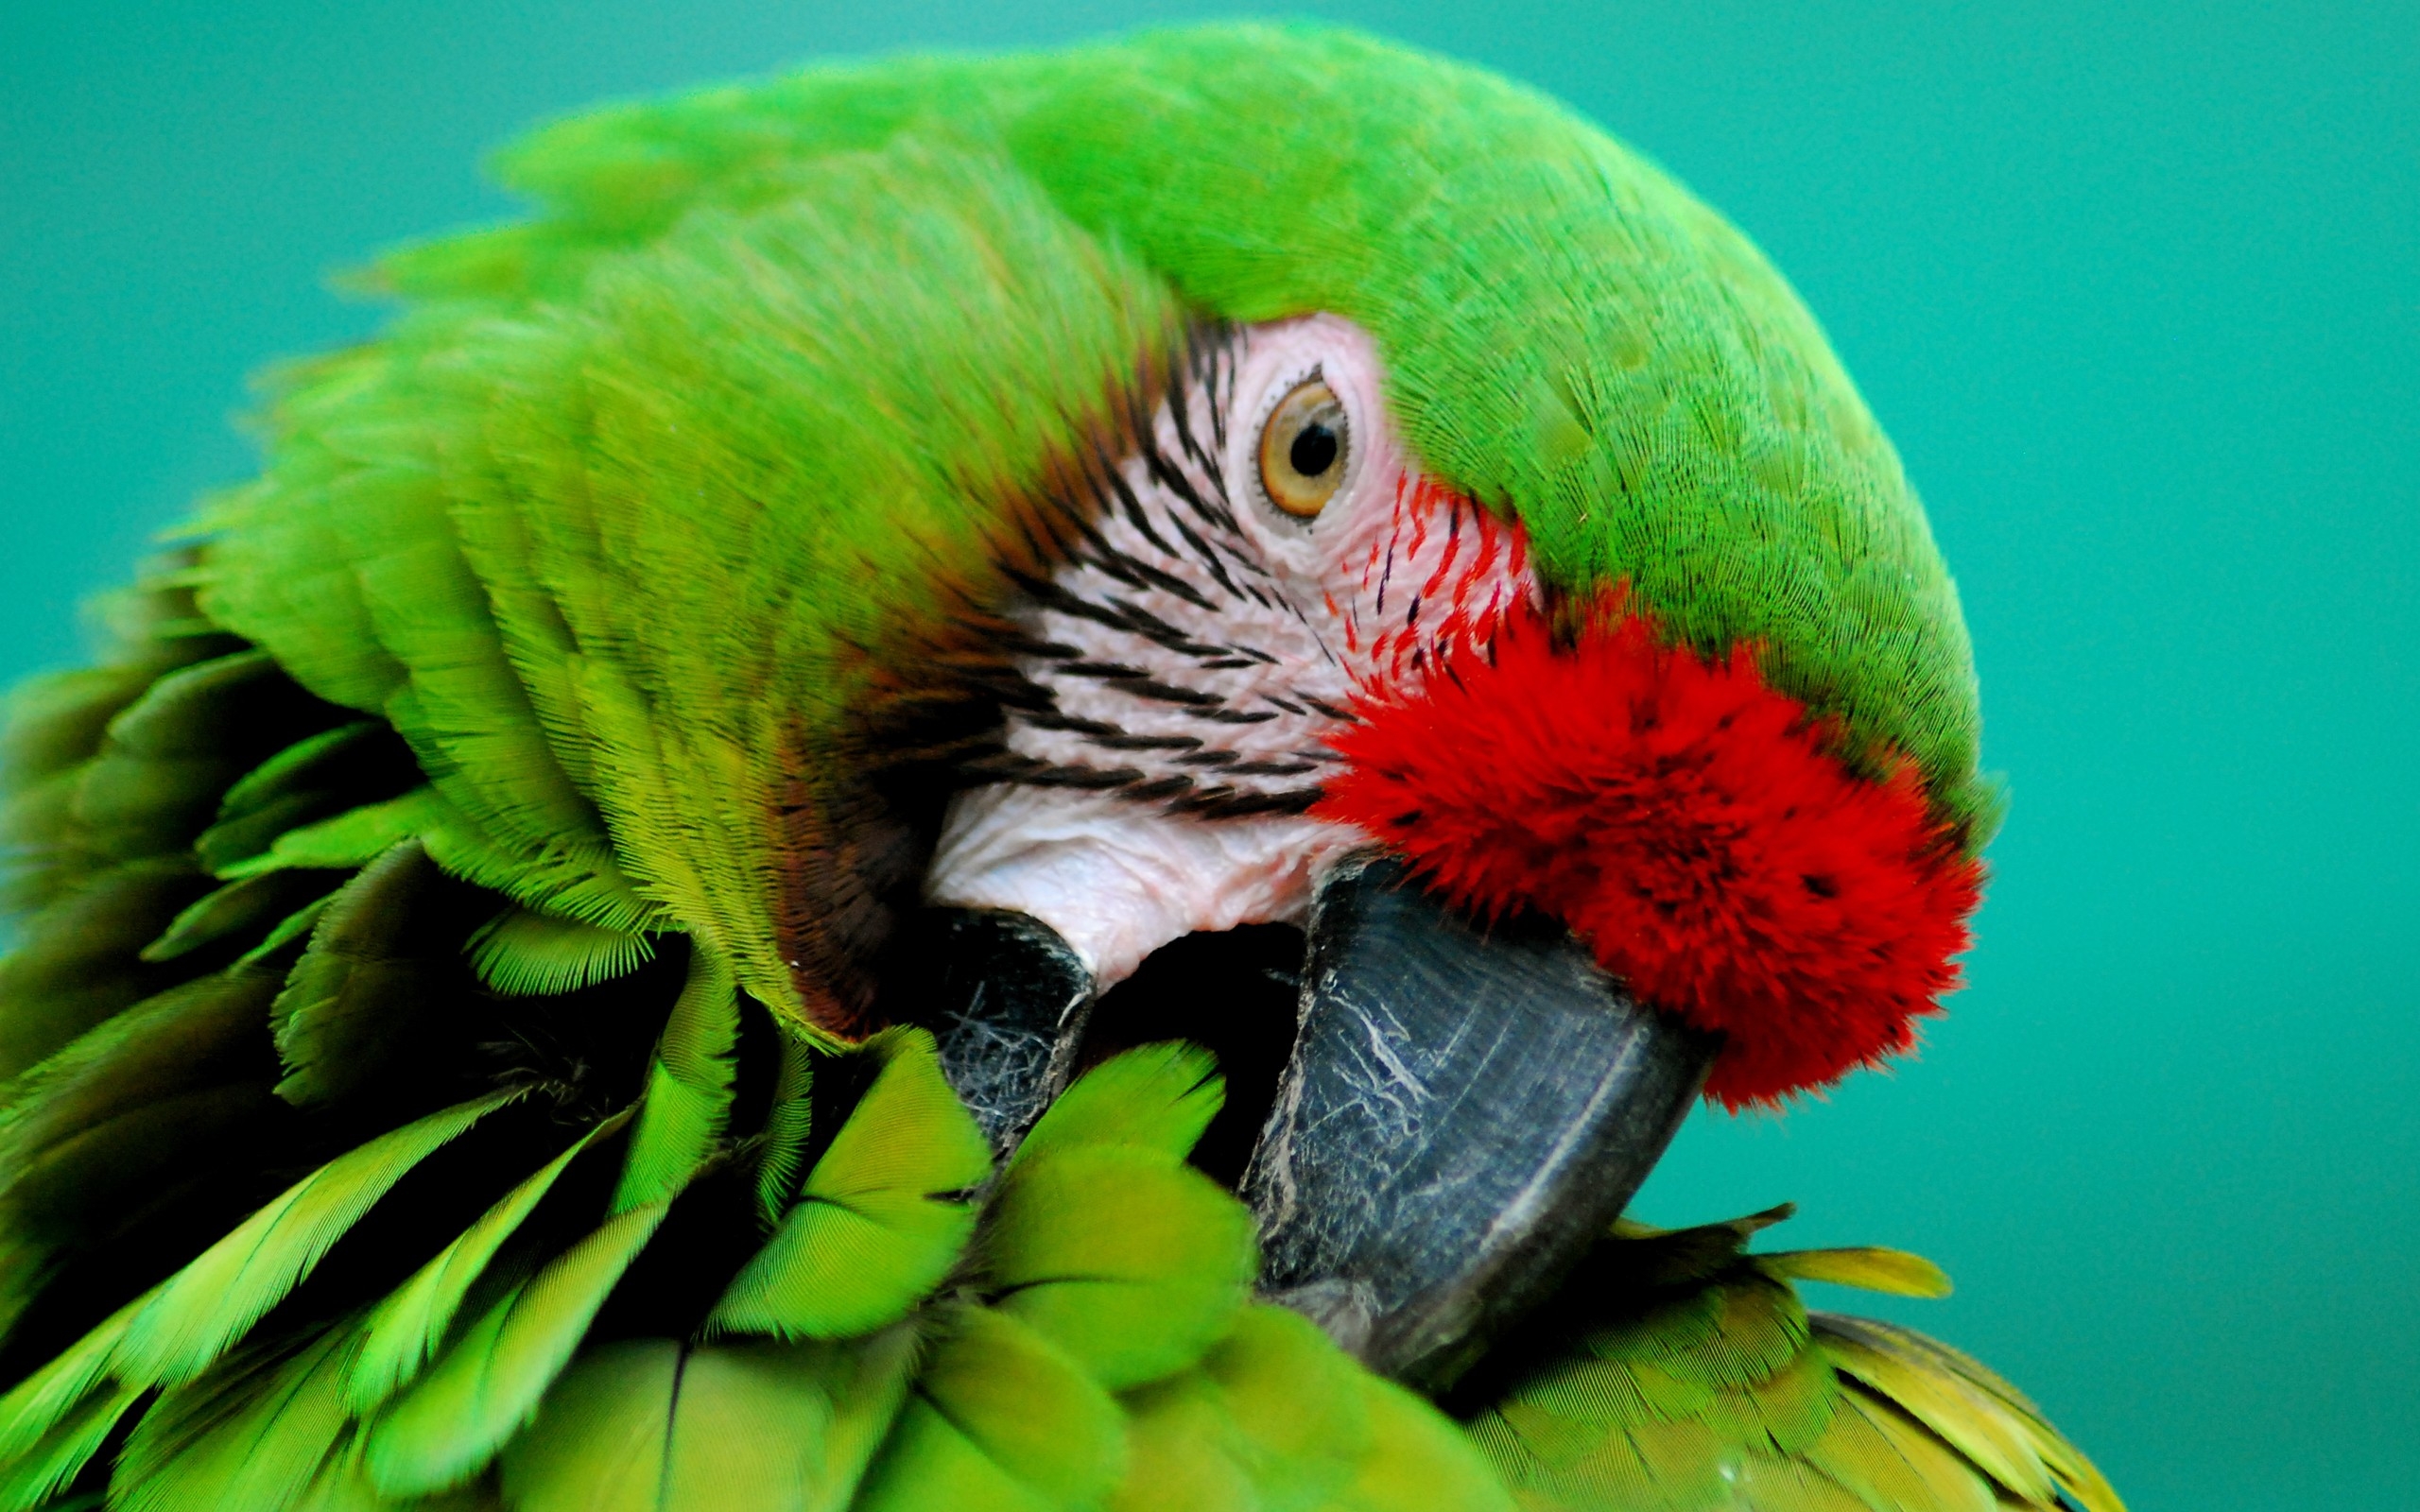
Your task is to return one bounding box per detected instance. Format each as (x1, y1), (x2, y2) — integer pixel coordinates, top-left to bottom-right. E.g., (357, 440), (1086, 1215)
(1463, 1213), (2122, 1512)
(709, 1028), (991, 1343)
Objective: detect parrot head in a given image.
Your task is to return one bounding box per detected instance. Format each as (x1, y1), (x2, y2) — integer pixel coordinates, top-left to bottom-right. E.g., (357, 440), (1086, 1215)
(198, 24), (1992, 1391)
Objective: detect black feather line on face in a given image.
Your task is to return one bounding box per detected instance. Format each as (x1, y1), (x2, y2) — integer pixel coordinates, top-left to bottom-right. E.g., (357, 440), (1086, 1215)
(960, 323), (1329, 820)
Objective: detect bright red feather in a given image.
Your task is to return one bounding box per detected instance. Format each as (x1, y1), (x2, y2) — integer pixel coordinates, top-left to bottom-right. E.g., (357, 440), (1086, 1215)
(1315, 593), (1983, 1108)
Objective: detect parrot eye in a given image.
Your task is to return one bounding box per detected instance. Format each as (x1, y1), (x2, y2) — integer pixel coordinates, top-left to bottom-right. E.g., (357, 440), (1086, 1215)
(1256, 376), (1351, 519)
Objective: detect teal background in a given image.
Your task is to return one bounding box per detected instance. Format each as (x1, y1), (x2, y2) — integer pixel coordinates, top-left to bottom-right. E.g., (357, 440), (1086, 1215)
(2, 2), (2411, 1505)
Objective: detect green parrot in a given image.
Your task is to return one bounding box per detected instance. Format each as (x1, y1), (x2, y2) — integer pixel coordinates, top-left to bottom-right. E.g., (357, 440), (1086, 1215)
(0, 22), (2121, 1512)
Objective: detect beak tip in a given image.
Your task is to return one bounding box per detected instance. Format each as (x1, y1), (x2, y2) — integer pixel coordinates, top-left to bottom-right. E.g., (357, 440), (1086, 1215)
(1263, 1278), (1381, 1358)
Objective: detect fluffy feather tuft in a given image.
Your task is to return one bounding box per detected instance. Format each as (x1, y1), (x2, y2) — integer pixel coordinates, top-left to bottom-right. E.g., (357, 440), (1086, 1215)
(1318, 593), (1983, 1107)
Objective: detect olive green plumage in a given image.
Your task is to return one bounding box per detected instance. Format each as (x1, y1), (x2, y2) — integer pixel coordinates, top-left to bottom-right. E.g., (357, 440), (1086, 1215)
(1465, 1211), (2120, 1512)
(0, 23), (2083, 1512)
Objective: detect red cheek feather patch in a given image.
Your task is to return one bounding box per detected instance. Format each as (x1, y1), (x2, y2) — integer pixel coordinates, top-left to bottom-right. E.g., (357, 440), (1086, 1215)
(1315, 593), (1984, 1108)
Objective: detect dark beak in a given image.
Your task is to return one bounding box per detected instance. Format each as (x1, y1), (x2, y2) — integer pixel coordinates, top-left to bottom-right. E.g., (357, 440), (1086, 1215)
(902, 851), (1716, 1390)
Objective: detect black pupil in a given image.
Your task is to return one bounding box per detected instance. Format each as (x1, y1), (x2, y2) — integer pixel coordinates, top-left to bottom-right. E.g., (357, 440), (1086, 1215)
(1288, 420), (1340, 478)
